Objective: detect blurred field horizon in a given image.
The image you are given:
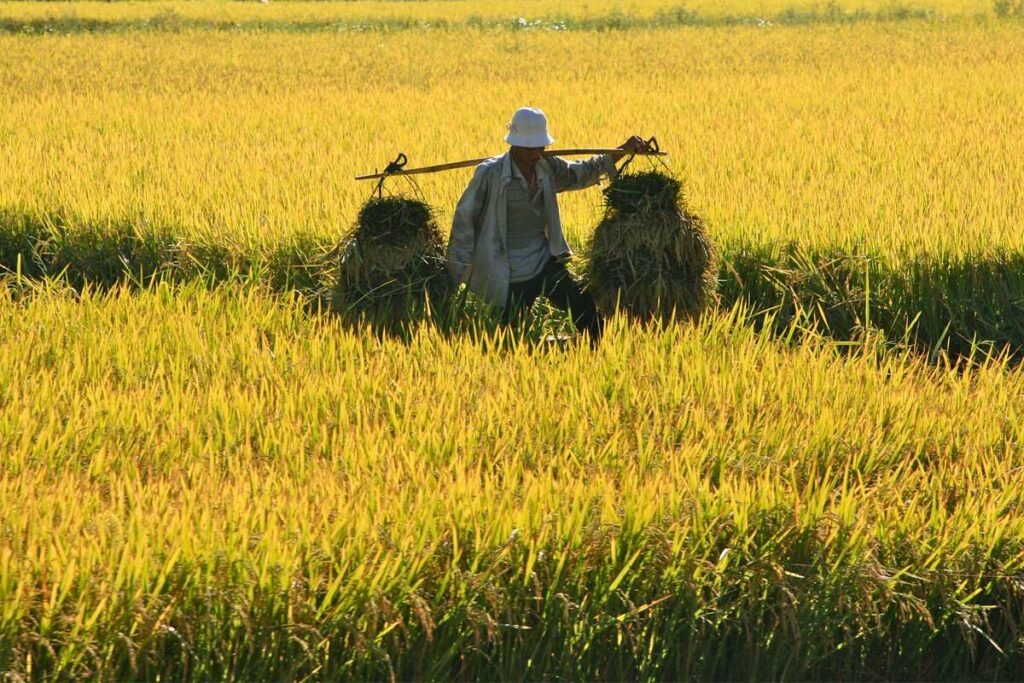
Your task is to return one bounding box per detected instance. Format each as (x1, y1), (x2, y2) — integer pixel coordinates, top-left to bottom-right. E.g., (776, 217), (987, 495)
(2, 0), (1024, 679)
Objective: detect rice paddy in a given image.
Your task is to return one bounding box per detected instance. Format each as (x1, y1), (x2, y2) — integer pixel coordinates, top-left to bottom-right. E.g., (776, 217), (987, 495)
(2, 0), (1024, 679)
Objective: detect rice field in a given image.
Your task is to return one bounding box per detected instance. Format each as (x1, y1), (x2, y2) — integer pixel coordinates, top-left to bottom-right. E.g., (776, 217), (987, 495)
(2, 0), (1024, 679)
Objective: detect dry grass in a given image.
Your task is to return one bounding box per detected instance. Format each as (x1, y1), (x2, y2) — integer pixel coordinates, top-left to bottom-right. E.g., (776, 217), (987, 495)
(329, 196), (450, 327)
(586, 171), (717, 322)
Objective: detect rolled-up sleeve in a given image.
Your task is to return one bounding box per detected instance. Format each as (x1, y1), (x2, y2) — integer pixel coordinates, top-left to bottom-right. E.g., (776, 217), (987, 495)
(447, 164), (488, 283)
(548, 154), (618, 193)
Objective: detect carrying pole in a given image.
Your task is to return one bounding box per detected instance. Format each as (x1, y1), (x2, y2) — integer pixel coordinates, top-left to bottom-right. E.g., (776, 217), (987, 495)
(355, 147), (667, 181)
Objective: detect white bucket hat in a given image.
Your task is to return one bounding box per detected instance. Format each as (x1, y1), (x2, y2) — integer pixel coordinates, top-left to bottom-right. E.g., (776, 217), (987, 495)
(504, 107), (555, 147)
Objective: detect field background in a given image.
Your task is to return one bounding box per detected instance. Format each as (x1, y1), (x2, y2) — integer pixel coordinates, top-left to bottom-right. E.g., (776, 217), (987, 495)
(0, 0), (1006, 23)
(3, 0), (1024, 680)
(3, 0), (1024, 352)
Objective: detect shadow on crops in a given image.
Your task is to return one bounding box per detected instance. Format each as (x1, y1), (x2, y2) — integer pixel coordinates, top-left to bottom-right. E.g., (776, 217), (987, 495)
(322, 284), (581, 353)
(719, 242), (1024, 362)
(5, 210), (1024, 362)
(320, 233), (1024, 361)
(0, 208), (330, 296)
(0, 209), (554, 349)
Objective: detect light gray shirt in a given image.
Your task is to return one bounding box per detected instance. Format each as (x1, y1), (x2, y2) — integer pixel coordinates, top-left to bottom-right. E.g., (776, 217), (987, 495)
(447, 151), (617, 306)
(506, 161), (550, 283)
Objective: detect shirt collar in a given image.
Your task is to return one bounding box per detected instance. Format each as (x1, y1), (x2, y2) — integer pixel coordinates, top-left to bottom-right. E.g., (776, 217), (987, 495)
(500, 152), (514, 185)
(501, 151), (551, 186)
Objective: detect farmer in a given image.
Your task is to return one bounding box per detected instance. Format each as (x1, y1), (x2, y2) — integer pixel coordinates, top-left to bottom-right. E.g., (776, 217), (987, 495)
(447, 106), (650, 343)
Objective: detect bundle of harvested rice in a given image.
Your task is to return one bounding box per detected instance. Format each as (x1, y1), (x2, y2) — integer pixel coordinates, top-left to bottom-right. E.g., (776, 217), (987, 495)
(329, 196), (450, 327)
(585, 170), (717, 322)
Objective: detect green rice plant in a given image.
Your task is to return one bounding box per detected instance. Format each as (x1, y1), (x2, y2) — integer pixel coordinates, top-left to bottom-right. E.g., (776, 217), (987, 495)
(717, 244), (1024, 361)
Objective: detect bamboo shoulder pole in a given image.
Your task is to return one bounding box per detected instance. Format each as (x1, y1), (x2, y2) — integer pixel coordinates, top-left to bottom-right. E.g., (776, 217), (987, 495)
(354, 148), (668, 181)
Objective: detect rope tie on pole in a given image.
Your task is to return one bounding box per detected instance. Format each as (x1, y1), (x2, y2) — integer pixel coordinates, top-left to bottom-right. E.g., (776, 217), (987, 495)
(373, 152), (408, 199)
(616, 136), (660, 177)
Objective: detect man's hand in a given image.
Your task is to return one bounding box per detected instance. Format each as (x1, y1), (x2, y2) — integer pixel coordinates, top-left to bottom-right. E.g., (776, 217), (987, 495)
(610, 135), (651, 161)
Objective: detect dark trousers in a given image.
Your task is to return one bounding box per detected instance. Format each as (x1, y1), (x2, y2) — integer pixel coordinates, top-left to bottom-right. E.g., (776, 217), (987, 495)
(503, 257), (604, 341)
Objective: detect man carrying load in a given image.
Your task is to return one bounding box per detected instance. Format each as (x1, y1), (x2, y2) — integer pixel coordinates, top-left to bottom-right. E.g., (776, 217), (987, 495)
(446, 106), (651, 343)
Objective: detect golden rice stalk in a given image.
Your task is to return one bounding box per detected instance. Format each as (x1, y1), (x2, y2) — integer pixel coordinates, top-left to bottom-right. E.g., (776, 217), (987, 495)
(329, 196), (450, 327)
(585, 171), (717, 322)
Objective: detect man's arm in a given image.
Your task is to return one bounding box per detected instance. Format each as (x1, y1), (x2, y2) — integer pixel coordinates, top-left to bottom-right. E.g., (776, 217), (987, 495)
(446, 165), (488, 284)
(549, 135), (653, 193)
(548, 154), (617, 193)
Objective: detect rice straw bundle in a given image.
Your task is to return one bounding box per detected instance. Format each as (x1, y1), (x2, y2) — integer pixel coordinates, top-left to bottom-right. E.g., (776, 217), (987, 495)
(585, 170), (717, 322)
(330, 196), (450, 327)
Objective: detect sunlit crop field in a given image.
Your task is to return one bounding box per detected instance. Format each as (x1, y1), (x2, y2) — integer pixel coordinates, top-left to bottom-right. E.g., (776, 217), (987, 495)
(2, 1), (1024, 679)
